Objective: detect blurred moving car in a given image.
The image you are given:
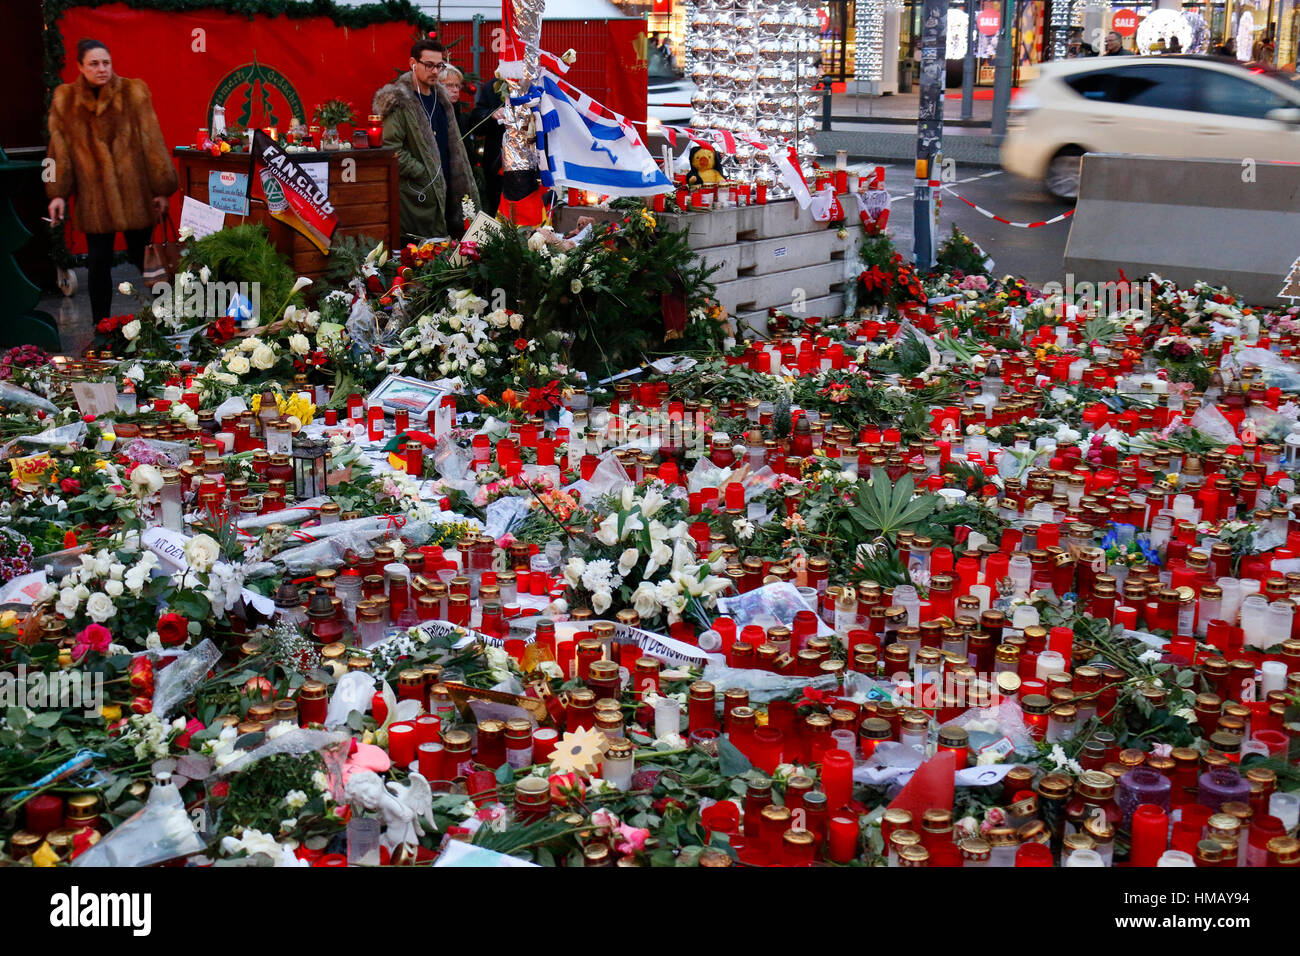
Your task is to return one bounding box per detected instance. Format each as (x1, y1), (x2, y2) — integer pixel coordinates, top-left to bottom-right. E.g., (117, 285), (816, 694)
(647, 47), (694, 128)
(1001, 56), (1300, 200)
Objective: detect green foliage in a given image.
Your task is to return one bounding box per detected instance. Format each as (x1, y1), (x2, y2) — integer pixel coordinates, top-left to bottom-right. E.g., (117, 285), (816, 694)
(184, 223), (304, 319)
(935, 224), (988, 276)
(839, 467), (941, 543)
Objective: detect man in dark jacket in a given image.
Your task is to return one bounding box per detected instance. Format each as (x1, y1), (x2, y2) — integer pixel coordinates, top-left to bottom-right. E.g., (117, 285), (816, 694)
(372, 39), (479, 240)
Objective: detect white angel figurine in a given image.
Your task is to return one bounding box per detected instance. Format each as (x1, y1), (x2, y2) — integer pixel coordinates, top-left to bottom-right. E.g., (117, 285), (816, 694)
(345, 770), (436, 855)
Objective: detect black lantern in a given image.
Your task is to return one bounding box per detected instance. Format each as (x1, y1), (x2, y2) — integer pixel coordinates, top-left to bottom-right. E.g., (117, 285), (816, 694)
(291, 433), (330, 499)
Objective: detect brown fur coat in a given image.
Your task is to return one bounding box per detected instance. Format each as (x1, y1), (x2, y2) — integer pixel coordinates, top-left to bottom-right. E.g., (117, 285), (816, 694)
(46, 74), (178, 235)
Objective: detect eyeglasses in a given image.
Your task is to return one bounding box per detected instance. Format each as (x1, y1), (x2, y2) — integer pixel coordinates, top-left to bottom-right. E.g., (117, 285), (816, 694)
(418, 60), (446, 71)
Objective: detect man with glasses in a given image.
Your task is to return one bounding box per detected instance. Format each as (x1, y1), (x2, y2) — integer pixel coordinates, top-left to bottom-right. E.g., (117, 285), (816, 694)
(372, 38), (479, 240)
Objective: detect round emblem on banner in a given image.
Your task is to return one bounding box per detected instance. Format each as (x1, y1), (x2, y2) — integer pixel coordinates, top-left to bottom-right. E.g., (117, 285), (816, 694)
(208, 55), (305, 132)
(977, 8), (1001, 36)
(259, 170), (288, 213)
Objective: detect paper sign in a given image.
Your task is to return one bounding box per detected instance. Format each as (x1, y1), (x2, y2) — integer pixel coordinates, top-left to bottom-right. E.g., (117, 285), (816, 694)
(70, 381), (120, 417)
(452, 212), (502, 265)
(179, 196), (227, 239)
(207, 170), (250, 215)
(300, 162), (329, 200)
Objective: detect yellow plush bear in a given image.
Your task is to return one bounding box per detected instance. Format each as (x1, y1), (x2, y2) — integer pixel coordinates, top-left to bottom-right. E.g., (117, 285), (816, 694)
(685, 145), (725, 189)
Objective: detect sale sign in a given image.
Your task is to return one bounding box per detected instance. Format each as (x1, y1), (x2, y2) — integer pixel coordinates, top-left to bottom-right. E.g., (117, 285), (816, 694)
(250, 130), (337, 254)
(1112, 8), (1140, 36)
(977, 6), (1001, 36)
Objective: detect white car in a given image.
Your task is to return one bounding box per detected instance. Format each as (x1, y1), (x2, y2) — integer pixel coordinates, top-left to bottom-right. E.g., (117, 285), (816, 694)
(1001, 56), (1300, 200)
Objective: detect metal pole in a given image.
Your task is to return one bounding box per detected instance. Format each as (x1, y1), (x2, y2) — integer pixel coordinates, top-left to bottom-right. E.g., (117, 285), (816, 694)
(471, 14), (483, 79)
(990, 0), (1013, 139)
(961, 0), (977, 120)
(913, 0), (947, 269)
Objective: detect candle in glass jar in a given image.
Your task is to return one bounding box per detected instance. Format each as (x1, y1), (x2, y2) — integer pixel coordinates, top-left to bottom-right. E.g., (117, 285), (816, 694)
(387, 722), (416, 768)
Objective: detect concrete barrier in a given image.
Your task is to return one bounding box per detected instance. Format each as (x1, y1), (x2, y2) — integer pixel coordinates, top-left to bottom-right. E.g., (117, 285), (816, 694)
(658, 201), (853, 334)
(1064, 154), (1300, 307)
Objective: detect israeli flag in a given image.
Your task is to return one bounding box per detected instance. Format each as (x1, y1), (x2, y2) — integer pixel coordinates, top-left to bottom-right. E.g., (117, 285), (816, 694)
(533, 73), (671, 198)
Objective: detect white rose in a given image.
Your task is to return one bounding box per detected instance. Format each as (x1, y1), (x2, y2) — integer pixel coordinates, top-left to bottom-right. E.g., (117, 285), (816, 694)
(632, 581), (660, 618)
(103, 579), (124, 598)
(591, 590), (612, 615)
(199, 265), (211, 283)
(85, 592), (116, 623)
(618, 548), (639, 577)
(130, 464), (164, 497)
(118, 281), (133, 295)
(250, 345), (277, 370)
(288, 333), (310, 355)
(184, 534), (221, 572)
(509, 313), (523, 331)
(221, 353), (247, 375)
(470, 360), (487, 377)
(122, 320), (141, 341)
(570, 278), (584, 295)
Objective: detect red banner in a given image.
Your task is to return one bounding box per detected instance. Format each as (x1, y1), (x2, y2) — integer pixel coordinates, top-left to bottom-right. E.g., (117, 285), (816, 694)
(251, 130), (337, 254)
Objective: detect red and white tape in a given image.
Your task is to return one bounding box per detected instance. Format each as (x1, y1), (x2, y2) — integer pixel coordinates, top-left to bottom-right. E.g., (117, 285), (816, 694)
(940, 185), (1075, 228)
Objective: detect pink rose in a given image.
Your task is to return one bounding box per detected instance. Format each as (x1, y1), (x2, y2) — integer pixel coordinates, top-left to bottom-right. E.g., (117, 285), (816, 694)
(614, 824), (649, 854)
(72, 623), (113, 661)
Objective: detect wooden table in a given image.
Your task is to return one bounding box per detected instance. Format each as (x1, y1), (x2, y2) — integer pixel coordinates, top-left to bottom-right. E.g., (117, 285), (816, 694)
(173, 146), (399, 284)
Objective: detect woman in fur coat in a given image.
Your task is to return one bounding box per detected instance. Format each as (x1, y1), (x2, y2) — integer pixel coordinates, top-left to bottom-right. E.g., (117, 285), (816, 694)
(46, 38), (178, 323)
(372, 39), (479, 241)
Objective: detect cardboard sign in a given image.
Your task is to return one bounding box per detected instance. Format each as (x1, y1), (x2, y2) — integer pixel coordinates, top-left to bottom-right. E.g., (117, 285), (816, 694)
(251, 130), (338, 254)
(70, 381), (120, 417)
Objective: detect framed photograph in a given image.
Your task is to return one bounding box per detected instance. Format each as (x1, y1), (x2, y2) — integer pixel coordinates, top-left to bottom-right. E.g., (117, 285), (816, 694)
(367, 374), (447, 416)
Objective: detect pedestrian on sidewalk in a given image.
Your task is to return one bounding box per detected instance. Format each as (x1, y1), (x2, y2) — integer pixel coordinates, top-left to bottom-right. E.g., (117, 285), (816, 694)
(45, 37), (178, 324)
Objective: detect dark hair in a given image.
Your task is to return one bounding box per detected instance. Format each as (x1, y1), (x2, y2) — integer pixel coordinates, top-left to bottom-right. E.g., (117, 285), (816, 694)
(77, 38), (110, 63)
(410, 38), (445, 60)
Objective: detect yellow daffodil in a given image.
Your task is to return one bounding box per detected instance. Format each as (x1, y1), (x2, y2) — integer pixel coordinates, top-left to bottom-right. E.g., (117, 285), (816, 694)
(101, 704), (121, 722)
(58, 650), (72, 668)
(0, 610), (17, 631)
(71, 466), (81, 474)
(31, 842), (58, 867)
(94, 460), (108, 470)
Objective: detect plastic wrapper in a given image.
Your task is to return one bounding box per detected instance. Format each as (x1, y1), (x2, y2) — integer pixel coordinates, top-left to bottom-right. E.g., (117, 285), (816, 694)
(235, 498), (332, 530)
(948, 697), (1036, 754)
(212, 727), (352, 776)
(700, 661), (836, 703)
(73, 778), (205, 867)
(274, 531), (390, 575)
(213, 395), (248, 425)
(126, 437), (190, 468)
(0, 381), (60, 415)
(152, 639), (222, 719)
(327, 671), (378, 728)
(484, 495), (531, 540)
(1222, 347), (1300, 390)
(716, 582), (834, 638)
(573, 453), (633, 505)
(14, 421), (87, 449)
(1189, 404), (1238, 445)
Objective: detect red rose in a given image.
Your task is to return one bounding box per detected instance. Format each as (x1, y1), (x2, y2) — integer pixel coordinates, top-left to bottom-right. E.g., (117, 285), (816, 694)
(209, 781), (230, 800)
(514, 338), (528, 350)
(157, 612), (189, 646)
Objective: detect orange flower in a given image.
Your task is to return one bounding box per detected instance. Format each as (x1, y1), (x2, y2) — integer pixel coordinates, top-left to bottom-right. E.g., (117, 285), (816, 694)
(476, 394), (494, 407)
(501, 388), (519, 406)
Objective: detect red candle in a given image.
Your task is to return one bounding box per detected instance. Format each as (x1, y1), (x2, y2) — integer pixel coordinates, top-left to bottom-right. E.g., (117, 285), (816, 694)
(317, 853), (348, 866)
(417, 741), (445, 780)
(532, 727), (559, 765)
(1015, 843), (1053, 866)
(371, 692), (388, 725)
(415, 715), (441, 745)
(821, 749), (854, 811)
(828, 814), (859, 862)
(405, 442), (423, 477)
(368, 405), (385, 442)
(25, 794), (63, 836)
(388, 722), (417, 768)
(347, 394), (363, 423)
(1130, 804), (1168, 867)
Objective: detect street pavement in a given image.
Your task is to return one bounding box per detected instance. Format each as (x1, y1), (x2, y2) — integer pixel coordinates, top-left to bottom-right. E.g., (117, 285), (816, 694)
(847, 162), (1075, 287)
